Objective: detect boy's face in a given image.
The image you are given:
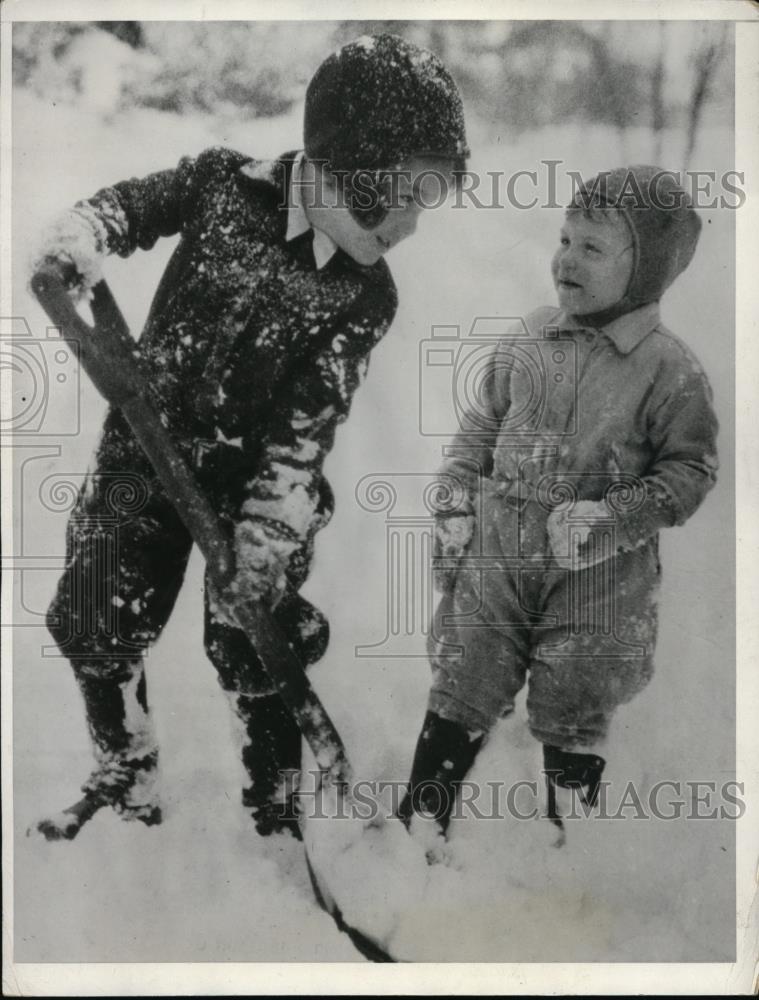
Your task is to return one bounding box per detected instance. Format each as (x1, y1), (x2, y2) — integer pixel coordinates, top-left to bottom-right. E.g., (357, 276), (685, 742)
(312, 157), (455, 266)
(551, 211), (634, 316)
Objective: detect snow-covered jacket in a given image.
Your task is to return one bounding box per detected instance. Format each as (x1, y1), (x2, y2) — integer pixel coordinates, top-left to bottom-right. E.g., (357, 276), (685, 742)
(59, 146), (398, 552)
(437, 302), (719, 554)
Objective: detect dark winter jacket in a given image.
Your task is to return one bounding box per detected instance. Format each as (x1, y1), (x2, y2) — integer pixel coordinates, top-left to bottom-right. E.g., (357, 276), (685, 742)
(71, 146), (398, 549)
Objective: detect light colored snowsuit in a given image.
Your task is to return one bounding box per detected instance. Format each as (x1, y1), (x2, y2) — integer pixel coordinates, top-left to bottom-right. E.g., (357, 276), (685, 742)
(427, 303), (719, 748)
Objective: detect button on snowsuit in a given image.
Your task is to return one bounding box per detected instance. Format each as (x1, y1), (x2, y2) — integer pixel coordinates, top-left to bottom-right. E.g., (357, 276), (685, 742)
(46, 148), (398, 822)
(427, 303), (719, 748)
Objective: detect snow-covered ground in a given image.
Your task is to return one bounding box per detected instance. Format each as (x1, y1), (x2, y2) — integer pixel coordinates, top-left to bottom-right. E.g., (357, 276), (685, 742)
(10, 87), (736, 963)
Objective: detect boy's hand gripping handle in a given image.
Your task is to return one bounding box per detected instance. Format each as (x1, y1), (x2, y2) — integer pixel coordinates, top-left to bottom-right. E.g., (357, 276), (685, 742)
(30, 268), (353, 788)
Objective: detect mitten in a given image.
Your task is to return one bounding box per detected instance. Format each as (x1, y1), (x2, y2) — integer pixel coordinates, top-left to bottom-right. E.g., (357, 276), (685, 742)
(208, 519), (300, 625)
(433, 511), (476, 594)
(546, 499), (619, 571)
(28, 207), (106, 302)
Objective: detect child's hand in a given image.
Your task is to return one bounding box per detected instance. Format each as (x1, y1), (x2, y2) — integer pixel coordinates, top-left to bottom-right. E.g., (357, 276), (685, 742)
(233, 519), (299, 603)
(207, 519), (298, 624)
(547, 500), (617, 571)
(28, 209), (105, 302)
(433, 511), (476, 593)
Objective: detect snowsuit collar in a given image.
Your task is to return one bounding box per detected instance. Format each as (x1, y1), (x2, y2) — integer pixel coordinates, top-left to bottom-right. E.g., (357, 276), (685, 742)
(239, 152), (338, 270)
(555, 301), (660, 355)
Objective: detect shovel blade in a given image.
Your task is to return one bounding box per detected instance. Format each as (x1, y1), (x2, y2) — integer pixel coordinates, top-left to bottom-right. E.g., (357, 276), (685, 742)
(304, 852), (397, 963)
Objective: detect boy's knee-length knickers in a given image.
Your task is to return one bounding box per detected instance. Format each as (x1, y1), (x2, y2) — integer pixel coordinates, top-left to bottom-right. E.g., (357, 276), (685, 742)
(427, 481), (660, 749)
(47, 409), (329, 676)
(46, 409), (329, 821)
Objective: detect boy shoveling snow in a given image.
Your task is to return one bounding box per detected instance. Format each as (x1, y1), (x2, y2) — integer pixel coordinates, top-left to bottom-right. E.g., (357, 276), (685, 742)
(398, 165), (719, 842)
(29, 33), (469, 842)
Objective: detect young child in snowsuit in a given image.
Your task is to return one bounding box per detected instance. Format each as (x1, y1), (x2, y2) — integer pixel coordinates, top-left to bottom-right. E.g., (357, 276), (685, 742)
(399, 165), (719, 835)
(32, 33), (469, 840)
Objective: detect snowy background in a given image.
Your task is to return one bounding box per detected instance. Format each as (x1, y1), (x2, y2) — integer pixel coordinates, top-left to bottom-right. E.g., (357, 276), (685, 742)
(10, 21), (735, 963)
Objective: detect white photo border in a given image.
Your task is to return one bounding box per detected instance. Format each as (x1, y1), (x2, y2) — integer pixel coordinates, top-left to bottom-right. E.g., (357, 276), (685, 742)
(2, 1), (757, 994)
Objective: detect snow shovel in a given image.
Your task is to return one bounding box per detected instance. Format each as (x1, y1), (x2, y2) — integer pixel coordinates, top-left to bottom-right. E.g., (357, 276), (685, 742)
(30, 268), (399, 963)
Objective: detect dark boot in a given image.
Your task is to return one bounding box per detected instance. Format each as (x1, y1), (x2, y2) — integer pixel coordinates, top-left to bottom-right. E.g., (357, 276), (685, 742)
(397, 710), (484, 835)
(229, 691), (303, 840)
(34, 658), (161, 840)
(542, 743), (606, 836)
(76, 658), (161, 820)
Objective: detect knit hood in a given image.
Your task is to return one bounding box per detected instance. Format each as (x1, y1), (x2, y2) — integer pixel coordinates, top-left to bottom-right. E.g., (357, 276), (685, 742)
(569, 165), (702, 325)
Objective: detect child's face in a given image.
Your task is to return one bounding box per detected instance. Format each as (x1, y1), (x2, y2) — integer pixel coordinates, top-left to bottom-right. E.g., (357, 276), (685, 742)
(551, 211), (634, 316)
(312, 157), (455, 266)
